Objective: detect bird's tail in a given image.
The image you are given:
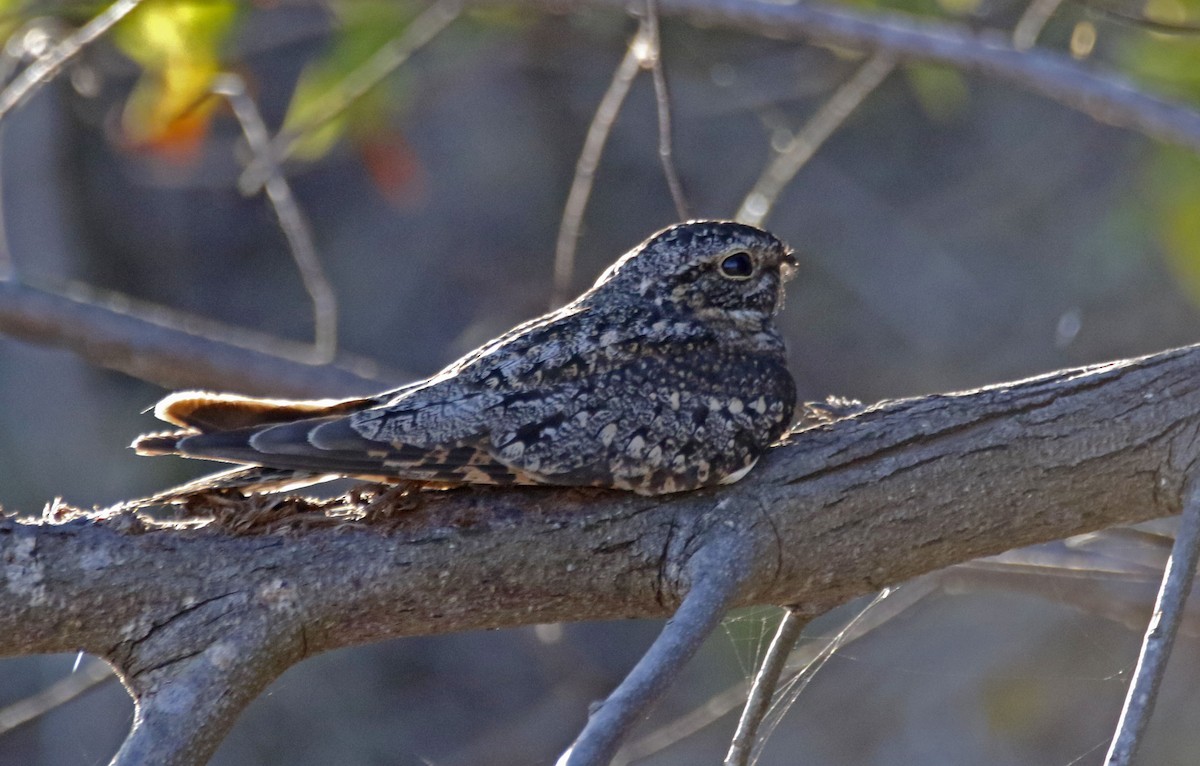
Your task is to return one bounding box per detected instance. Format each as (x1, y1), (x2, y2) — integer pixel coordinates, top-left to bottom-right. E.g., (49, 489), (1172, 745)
(133, 390), (377, 457)
(152, 391), (373, 431)
(132, 429), (193, 456)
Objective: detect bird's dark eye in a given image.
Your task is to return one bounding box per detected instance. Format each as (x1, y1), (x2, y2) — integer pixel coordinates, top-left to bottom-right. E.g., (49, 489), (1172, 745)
(719, 251), (754, 280)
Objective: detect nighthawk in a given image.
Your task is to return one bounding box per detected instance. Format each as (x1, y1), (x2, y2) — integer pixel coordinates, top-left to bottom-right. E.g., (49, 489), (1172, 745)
(134, 221), (798, 496)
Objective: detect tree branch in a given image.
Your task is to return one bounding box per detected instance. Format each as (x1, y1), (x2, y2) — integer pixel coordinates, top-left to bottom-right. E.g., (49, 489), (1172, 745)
(111, 618), (298, 766)
(3, 342), (1200, 763)
(724, 607), (808, 766)
(497, 0), (1200, 155)
(213, 74), (338, 365)
(562, 523), (754, 766)
(0, 0), (143, 124)
(0, 280), (396, 397)
(1104, 478), (1200, 765)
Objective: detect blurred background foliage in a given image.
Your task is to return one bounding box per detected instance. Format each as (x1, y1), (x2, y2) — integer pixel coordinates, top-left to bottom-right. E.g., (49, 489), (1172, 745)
(3, 0), (1200, 764)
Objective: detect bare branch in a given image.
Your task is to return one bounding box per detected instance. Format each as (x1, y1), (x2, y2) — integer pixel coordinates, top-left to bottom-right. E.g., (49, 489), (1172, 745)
(213, 74), (338, 364)
(0, 280), (395, 396)
(1104, 478), (1200, 765)
(561, 524), (754, 766)
(643, 0), (690, 220)
(0, 658), (113, 737)
(111, 620), (299, 766)
(489, 0), (1200, 155)
(238, 0), (463, 194)
(552, 22), (645, 307)
(724, 608), (807, 766)
(0, 0), (143, 124)
(737, 50), (896, 227)
(1013, 0), (1069, 50)
(616, 579), (936, 763)
(749, 591), (891, 764)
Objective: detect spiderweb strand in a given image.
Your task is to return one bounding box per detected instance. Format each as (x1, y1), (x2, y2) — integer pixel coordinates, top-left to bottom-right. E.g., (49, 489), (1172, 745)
(612, 580), (934, 764)
(611, 680), (749, 765)
(724, 608), (808, 766)
(745, 590), (893, 766)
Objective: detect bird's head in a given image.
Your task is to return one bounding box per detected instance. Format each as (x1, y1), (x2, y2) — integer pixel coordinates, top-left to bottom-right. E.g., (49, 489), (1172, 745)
(590, 221), (796, 327)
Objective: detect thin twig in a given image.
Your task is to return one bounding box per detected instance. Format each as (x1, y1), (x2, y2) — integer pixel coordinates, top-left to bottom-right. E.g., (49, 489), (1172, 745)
(560, 534), (753, 766)
(1104, 479), (1200, 765)
(1013, 0), (1069, 49)
(485, 0), (1200, 155)
(747, 590), (892, 765)
(213, 73), (338, 365)
(652, 0), (1200, 153)
(724, 608), (808, 766)
(0, 30), (20, 280)
(643, 0), (690, 220)
(239, 0), (462, 194)
(614, 578), (937, 764)
(0, 659), (114, 736)
(552, 22), (645, 307)
(0, 0), (142, 124)
(737, 50), (896, 227)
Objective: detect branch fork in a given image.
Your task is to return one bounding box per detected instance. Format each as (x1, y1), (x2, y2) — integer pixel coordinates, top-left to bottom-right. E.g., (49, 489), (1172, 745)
(5, 342), (1200, 765)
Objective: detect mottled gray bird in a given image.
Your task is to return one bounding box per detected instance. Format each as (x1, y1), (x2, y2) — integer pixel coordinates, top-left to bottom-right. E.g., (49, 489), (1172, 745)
(134, 221), (798, 496)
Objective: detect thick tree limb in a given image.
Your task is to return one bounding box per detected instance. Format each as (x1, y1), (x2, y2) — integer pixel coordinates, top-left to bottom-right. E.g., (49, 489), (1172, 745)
(111, 617), (299, 766)
(0, 280), (395, 396)
(3, 342), (1200, 764)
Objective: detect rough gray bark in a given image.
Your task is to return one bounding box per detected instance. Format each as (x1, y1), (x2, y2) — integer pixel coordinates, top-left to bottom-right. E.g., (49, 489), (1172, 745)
(2, 342), (1198, 764)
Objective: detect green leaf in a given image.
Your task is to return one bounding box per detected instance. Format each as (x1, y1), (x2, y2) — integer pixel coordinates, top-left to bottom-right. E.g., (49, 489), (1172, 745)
(281, 0), (422, 161)
(905, 62), (970, 121)
(111, 0), (238, 157)
(1145, 147), (1200, 305)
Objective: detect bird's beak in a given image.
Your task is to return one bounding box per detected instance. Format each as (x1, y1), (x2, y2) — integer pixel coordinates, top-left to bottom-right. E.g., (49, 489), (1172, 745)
(780, 251), (798, 282)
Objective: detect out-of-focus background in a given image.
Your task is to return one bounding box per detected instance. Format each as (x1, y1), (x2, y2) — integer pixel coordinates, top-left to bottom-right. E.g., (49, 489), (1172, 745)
(3, 1), (1200, 764)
